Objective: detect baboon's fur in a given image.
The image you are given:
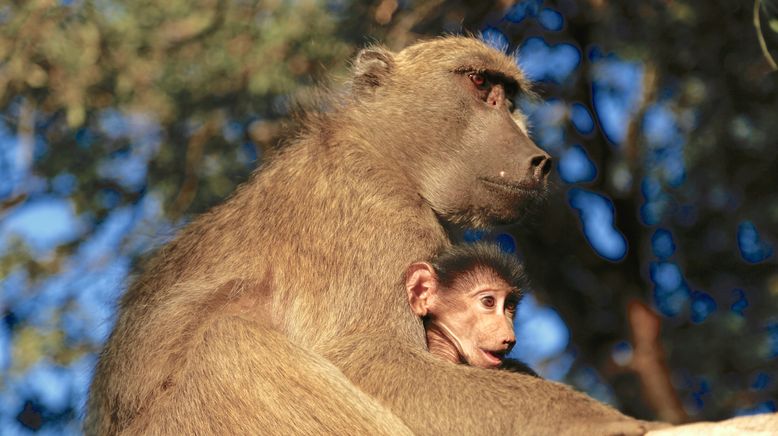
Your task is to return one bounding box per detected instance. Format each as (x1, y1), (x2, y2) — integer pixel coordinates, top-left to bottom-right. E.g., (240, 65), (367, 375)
(87, 37), (666, 435)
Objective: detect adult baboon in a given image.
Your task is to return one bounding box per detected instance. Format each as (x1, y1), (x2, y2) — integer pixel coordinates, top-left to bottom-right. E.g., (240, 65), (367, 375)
(87, 37), (666, 435)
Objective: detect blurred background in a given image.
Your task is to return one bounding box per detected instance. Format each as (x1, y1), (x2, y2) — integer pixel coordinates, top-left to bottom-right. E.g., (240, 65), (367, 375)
(0, 0), (777, 433)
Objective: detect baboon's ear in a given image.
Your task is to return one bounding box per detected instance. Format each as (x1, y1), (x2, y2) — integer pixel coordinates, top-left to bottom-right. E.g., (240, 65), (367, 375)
(405, 262), (438, 318)
(353, 47), (395, 94)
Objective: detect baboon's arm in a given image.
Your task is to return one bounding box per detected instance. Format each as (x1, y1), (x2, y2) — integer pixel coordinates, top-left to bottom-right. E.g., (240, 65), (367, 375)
(325, 333), (670, 435)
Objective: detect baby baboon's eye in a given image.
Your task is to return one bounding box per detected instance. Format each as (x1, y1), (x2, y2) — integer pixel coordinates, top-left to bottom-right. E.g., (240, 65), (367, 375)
(468, 72), (489, 89)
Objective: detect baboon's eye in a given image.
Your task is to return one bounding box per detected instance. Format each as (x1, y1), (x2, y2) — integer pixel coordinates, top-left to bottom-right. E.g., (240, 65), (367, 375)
(481, 295), (495, 308)
(468, 72), (489, 89)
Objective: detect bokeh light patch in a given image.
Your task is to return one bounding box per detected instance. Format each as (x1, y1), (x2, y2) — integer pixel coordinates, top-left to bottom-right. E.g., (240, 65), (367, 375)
(690, 291), (716, 323)
(538, 8), (564, 31)
(0, 321), (9, 372)
(558, 144), (596, 183)
(494, 233), (517, 254)
(97, 152), (149, 191)
(509, 294), (571, 379)
(516, 37), (581, 83)
(23, 362), (71, 413)
(730, 288), (749, 316)
(643, 104), (687, 187)
(611, 341), (633, 366)
(568, 188), (627, 261)
(735, 400), (777, 416)
(571, 367), (618, 406)
(462, 228), (486, 243)
(650, 261), (690, 317)
(751, 372), (770, 391)
(521, 99), (567, 155)
(0, 197), (83, 255)
(503, 0), (542, 23)
(652, 262), (683, 290)
(651, 228), (676, 259)
(590, 54), (643, 146)
(737, 221), (773, 263)
(640, 176), (669, 225)
(52, 173), (77, 196)
(570, 102), (595, 135)
(690, 378), (710, 411)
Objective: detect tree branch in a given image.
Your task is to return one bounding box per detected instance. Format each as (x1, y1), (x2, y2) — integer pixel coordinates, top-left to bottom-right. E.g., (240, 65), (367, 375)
(628, 300), (688, 424)
(754, 0), (778, 71)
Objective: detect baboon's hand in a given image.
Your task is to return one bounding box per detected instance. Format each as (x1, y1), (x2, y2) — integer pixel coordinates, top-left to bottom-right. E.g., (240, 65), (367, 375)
(560, 419), (670, 436)
(645, 413), (778, 435)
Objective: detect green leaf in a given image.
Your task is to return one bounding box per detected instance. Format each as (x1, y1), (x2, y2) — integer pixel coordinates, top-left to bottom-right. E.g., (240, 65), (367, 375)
(769, 19), (778, 33)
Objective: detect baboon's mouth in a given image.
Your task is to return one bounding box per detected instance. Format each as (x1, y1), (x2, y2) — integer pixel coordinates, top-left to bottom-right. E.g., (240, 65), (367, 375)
(481, 349), (506, 366)
(478, 177), (541, 197)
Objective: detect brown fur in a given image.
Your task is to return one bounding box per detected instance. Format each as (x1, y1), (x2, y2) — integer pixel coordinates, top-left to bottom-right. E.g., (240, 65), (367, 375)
(86, 37), (667, 435)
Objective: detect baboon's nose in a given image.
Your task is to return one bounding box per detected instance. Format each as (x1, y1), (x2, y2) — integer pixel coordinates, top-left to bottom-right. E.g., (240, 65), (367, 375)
(529, 153), (552, 181)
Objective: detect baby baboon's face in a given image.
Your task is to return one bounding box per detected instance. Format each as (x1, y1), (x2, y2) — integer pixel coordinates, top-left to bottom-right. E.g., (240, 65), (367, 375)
(431, 271), (519, 368)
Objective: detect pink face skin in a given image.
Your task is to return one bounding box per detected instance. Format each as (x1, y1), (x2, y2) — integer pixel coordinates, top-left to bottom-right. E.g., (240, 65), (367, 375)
(406, 263), (519, 369)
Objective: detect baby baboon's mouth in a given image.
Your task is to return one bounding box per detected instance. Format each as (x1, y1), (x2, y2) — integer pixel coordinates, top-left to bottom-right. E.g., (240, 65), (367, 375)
(481, 349), (506, 366)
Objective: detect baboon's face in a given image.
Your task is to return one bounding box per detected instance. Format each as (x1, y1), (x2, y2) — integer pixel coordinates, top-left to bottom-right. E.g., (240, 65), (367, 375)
(406, 261), (520, 369)
(433, 273), (519, 369)
(391, 39), (552, 227)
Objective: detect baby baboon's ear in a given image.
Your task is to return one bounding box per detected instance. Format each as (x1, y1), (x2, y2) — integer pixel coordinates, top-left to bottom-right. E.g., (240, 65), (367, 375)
(353, 46), (395, 95)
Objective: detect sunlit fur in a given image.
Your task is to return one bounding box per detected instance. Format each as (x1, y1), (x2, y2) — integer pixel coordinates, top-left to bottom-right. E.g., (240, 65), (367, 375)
(86, 37), (665, 435)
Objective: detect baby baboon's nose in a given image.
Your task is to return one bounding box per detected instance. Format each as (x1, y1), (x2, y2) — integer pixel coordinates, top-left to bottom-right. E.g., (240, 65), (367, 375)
(529, 153), (552, 181)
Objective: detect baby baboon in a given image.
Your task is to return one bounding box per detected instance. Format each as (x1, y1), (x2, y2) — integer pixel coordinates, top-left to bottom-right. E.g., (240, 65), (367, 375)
(87, 37), (666, 435)
(406, 242), (538, 376)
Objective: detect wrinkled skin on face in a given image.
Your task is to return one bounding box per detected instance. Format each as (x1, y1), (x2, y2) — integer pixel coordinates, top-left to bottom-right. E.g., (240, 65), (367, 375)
(406, 264), (519, 368)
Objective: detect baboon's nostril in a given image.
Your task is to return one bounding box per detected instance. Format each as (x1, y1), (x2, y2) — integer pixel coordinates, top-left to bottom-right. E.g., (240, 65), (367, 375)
(529, 154), (552, 180)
